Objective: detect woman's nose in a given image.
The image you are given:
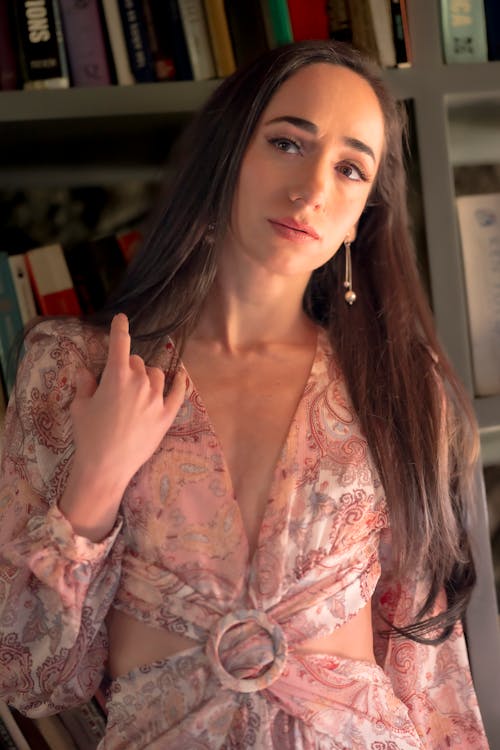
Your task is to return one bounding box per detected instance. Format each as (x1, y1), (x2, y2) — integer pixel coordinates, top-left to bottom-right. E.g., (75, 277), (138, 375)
(288, 156), (330, 210)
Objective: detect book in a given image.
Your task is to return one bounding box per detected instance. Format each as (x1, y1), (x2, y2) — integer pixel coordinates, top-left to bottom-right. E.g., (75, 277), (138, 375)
(58, 0), (112, 86)
(117, 0), (156, 82)
(346, 0), (380, 63)
(224, 0), (269, 67)
(440, 0), (488, 63)
(367, 0), (397, 67)
(101, 0), (134, 85)
(164, 0), (193, 80)
(115, 228), (143, 263)
(390, 0), (412, 67)
(262, 0), (293, 47)
(142, 0), (176, 80)
(8, 254), (37, 325)
(25, 244), (82, 316)
(455, 193), (500, 395)
(483, 0), (500, 60)
(0, 253), (25, 397)
(0, 701), (30, 750)
(287, 0), (329, 41)
(0, 0), (19, 90)
(32, 714), (78, 750)
(13, 0), (70, 89)
(203, 0), (236, 77)
(178, 0), (216, 80)
(327, 0), (353, 43)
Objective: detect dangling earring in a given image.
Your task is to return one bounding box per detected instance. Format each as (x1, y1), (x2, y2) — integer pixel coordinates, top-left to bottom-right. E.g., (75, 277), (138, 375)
(343, 238), (356, 305)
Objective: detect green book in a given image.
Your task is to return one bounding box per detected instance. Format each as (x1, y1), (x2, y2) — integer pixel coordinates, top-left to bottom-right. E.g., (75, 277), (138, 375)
(264, 0), (293, 46)
(440, 0), (488, 63)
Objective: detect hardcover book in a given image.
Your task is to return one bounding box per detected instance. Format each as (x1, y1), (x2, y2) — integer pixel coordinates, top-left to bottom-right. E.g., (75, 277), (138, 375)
(101, 0), (135, 85)
(118, 0), (156, 82)
(25, 244), (82, 316)
(13, 0), (70, 89)
(178, 0), (216, 80)
(456, 193), (500, 395)
(59, 0), (112, 86)
(0, 0), (18, 89)
(203, 0), (236, 77)
(440, 0), (488, 63)
(0, 252), (24, 396)
(8, 254), (37, 325)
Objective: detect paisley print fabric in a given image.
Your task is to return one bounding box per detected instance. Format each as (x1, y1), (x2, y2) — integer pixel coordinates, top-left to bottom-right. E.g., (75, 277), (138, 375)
(0, 319), (488, 748)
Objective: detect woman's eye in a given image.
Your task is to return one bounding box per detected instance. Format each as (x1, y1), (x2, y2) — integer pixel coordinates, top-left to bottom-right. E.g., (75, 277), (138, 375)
(337, 163), (367, 182)
(269, 137), (301, 154)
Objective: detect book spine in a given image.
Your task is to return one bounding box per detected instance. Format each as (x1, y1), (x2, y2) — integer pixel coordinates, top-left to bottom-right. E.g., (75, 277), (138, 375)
(390, 0), (411, 66)
(225, 1), (269, 67)
(142, 0), (176, 80)
(13, 0), (70, 88)
(367, 0), (397, 67)
(0, 702), (31, 750)
(117, 0), (156, 82)
(327, 0), (353, 43)
(8, 255), (37, 325)
(203, 0), (236, 77)
(25, 244), (82, 316)
(101, 0), (134, 85)
(483, 0), (500, 60)
(0, 0), (19, 90)
(58, 0), (111, 86)
(265, 0), (293, 46)
(165, 0), (193, 80)
(440, 0), (488, 63)
(0, 253), (25, 396)
(455, 193), (500, 395)
(178, 0), (216, 80)
(346, 0), (379, 62)
(286, 0), (329, 42)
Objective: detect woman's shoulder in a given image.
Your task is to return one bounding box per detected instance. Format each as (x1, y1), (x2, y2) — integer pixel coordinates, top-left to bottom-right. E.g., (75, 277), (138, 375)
(23, 316), (109, 378)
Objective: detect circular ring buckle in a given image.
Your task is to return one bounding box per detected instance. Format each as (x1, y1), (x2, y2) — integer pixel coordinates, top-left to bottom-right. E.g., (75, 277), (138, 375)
(206, 608), (287, 693)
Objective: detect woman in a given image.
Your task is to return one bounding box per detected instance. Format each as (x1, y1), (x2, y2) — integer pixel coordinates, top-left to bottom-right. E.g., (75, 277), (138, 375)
(0, 41), (489, 748)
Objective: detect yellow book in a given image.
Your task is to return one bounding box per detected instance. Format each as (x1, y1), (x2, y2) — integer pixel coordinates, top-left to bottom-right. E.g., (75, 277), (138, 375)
(204, 0), (236, 77)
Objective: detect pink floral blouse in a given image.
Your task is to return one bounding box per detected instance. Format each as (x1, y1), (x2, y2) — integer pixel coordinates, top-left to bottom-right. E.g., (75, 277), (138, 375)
(0, 319), (489, 749)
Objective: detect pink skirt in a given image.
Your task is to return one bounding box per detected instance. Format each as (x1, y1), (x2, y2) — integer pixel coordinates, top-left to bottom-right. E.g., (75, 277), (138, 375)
(99, 645), (423, 749)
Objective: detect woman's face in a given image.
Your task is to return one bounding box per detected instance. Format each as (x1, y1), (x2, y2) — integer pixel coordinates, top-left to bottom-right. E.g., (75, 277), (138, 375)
(222, 63), (386, 280)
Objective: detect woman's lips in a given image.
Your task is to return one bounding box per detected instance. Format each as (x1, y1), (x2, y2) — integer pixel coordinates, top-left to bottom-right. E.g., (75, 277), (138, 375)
(268, 218), (320, 241)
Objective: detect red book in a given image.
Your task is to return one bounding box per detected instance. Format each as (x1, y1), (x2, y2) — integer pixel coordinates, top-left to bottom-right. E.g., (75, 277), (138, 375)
(116, 229), (142, 263)
(287, 0), (329, 41)
(25, 244), (82, 316)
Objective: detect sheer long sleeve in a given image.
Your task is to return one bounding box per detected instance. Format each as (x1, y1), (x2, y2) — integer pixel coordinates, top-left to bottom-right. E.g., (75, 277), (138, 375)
(372, 528), (488, 749)
(0, 319), (124, 716)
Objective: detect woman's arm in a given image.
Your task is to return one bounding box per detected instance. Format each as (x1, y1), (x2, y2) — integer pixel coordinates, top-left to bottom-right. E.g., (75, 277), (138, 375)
(0, 315), (185, 715)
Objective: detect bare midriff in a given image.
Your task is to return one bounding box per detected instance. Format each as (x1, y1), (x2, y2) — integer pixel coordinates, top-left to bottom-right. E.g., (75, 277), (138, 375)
(106, 600), (376, 679)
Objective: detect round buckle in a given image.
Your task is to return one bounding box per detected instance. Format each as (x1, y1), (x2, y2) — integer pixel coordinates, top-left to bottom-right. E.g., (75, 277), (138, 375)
(206, 608), (287, 693)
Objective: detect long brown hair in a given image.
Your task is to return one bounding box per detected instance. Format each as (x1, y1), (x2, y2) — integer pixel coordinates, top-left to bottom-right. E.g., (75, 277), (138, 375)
(23, 40), (479, 641)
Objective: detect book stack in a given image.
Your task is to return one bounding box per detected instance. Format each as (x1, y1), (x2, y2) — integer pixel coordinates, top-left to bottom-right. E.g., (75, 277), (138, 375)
(0, 228), (140, 425)
(440, 0), (500, 63)
(0, 1), (413, 92)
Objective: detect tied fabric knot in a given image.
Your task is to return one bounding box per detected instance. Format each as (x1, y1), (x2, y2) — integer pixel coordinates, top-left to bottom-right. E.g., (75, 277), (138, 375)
(205, 609), (288, 693)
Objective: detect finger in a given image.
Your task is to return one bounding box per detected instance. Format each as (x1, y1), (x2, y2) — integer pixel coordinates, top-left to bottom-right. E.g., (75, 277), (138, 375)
(146, 366), (165, 392)
(105, 313), (131, 373)
(163, 370), (186, 425)
(129, 354), (146, 373)
(74, 368), (98, 399)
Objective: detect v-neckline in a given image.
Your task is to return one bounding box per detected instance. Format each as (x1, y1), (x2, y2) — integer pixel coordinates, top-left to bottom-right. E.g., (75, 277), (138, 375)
(169, 328), (326, 566)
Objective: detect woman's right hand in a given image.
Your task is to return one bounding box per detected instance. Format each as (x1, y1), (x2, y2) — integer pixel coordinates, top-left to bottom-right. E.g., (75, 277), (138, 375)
(59, 313), (186, 541)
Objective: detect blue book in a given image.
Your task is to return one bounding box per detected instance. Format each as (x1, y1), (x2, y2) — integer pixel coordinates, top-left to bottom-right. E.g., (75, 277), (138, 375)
(483, 0), (500, 60)
(117, 0), (156, 82)
(440, 0), (488, 63)
(0, 252), (25, 396)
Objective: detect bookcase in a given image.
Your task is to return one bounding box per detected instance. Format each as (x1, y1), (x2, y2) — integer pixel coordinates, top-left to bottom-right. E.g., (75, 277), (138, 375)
(1, 0), (500, 746)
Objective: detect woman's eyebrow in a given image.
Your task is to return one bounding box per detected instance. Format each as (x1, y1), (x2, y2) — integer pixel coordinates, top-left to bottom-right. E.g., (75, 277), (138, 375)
(264, 116), (376, 163)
